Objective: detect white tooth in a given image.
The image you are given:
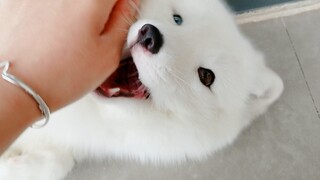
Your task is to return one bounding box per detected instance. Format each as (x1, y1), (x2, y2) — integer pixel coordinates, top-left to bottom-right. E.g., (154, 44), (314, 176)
(128, 72), (138, 78)
(137, 85), (146, 92)
(108, 88), (120, 96)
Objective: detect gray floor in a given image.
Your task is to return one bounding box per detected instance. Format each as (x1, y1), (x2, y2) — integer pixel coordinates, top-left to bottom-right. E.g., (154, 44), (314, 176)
(65, 10), (320, 180)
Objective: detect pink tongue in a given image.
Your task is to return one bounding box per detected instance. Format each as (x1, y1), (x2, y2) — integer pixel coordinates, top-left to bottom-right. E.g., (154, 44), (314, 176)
(98, 58), (147, 98)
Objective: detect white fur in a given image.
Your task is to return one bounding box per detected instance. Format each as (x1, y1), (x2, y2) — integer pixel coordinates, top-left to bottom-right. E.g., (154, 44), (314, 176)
(0, 0), (283, 179)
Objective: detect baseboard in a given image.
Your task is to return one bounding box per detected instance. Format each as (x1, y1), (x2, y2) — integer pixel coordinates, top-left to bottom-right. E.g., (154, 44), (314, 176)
(236, 0), (320, 24)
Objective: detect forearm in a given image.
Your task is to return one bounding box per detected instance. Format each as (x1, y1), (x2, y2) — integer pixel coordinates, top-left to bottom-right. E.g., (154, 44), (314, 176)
(0, 0), (139, 154)
(0, 76), (40, 154)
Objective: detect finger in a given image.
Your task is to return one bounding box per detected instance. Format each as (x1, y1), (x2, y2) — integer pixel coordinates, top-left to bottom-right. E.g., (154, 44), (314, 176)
(101, 0), (140, 47)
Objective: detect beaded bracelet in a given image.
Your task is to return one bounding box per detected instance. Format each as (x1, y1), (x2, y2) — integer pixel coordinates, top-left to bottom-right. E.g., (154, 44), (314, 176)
(0, 61), (50, 128)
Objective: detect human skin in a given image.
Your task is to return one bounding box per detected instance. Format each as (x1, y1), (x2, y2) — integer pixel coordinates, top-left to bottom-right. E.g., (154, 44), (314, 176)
(0, 0), (139, 154)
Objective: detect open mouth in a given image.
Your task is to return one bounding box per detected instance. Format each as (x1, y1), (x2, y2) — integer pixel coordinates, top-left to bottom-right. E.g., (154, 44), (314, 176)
(96, 55), (150, 99)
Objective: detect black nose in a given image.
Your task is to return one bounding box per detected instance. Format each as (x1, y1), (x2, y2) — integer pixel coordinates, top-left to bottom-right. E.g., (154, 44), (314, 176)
(137, 24), (163, 54)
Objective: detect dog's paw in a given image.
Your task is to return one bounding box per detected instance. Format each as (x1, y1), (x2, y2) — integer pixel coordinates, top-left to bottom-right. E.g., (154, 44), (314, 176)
(0, 148), (24, 180)
(0, 148), (33, 180)
(0, 147), (74, 180)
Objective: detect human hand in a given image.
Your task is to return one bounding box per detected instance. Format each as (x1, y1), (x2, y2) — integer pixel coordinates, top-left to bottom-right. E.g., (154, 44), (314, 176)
(0, 0), (139, 112)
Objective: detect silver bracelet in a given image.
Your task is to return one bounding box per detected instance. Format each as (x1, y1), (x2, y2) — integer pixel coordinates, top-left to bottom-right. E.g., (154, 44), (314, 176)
(0, 61), (50, 128)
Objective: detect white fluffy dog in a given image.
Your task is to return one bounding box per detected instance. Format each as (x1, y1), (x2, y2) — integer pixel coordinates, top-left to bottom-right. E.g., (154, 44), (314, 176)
(0, 0), (283, 179)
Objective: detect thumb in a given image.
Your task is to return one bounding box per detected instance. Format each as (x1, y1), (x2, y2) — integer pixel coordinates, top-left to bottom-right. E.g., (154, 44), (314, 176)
(101, 0), (139, 47)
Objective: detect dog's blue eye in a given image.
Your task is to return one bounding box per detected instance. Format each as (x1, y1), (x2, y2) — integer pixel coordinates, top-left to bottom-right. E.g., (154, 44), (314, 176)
(173, 14), (183, 25)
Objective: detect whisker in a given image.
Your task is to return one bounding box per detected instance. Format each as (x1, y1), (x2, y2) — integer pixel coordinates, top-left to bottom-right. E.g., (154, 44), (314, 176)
(164, 54), (190, 85)
(167, 68), (191, 89)
(129, 0), (142, 17)
(131, 14), (139, 23)
(114, 28), (129, 33)
(162, 52), (198, 96)
(120, 13), (134, 26)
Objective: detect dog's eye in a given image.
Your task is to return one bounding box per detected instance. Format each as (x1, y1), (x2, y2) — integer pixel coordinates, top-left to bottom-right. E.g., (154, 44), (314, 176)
(173, 14), (183, 25)
(198, 67), (215, 88)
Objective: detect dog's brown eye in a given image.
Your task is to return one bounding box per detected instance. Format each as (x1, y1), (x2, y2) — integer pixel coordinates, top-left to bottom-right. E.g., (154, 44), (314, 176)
(198, 67), (215, 88)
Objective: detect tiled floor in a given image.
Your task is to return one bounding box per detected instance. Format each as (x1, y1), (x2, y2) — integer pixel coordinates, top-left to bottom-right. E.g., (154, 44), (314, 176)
(65, 10), (320, 180)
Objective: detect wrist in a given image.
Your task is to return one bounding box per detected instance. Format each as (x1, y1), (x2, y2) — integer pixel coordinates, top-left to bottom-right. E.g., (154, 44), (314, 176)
(0, 50), (58, 110)
(1, 61), (51, 128)
(0, 72), (41, 153)
(0, 69), (41, 125)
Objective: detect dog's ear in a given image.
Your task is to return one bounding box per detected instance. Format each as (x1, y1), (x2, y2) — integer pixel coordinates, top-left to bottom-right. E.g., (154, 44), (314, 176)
(248, 67), (284, 119)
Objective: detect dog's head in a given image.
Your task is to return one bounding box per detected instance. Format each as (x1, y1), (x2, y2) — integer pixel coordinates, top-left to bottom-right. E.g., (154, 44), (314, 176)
(96, 0), (256, 115)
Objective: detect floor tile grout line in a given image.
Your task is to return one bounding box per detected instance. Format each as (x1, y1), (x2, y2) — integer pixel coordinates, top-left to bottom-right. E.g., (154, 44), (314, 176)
(280, 18), (320, 120)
